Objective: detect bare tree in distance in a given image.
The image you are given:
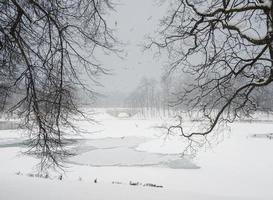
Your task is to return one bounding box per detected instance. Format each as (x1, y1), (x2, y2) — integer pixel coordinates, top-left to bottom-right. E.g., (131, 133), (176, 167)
(125, 77), (158, 118)
(148, 0), (273, 154)
(1, 0), (116, 170)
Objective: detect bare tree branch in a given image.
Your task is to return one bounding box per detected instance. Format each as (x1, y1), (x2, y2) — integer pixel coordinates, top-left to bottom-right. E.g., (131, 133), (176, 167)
(0, 0), (116, 170)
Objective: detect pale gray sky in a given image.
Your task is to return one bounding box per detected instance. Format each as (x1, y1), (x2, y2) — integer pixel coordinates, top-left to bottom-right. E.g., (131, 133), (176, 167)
(96, 0), (168, 94)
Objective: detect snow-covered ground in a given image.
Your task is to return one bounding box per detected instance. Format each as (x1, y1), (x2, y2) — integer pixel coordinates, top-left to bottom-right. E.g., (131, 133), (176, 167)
(0, 108), (273, 200)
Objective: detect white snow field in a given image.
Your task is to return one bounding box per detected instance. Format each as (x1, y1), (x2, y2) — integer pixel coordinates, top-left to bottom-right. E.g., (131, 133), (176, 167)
(0, 108), (273, 200)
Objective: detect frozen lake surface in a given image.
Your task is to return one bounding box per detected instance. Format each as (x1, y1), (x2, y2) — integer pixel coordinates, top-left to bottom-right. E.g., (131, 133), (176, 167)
(0, 108), (273, 200)
(69, 136), (199, 169)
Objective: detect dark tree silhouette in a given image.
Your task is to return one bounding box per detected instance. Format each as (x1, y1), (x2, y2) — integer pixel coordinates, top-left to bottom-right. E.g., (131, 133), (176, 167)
(149, 0), (273, 153)
(0, 0), (116, 169)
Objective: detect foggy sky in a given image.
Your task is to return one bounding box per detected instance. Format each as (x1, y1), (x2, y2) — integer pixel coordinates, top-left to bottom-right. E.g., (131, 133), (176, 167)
(96, 0), (168, 95)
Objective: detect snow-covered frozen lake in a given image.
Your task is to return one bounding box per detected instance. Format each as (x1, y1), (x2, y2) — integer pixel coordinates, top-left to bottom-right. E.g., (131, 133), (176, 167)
(69, 136), (198, 169)
(0, 108), (273, 200)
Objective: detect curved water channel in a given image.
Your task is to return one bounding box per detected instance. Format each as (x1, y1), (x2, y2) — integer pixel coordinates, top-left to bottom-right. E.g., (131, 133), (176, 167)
(0, 121), (199, 169)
